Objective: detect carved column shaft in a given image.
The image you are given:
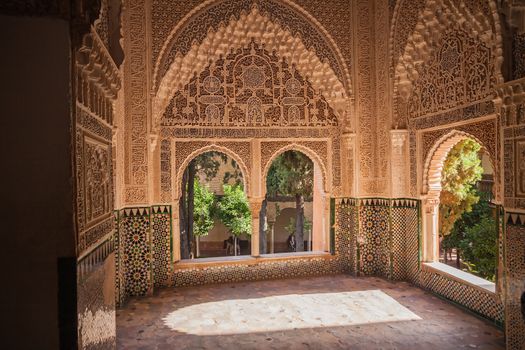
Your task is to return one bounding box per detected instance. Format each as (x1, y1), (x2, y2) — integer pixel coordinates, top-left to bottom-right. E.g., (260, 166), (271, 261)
(390, 130), (409, 198)
(422, 198), (440, 262)
(249, 199), (264, 257)
(341, 133), (356, 197)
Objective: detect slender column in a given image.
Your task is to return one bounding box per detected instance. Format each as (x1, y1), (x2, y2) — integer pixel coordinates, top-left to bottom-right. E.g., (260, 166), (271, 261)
(341, 133), (357, 197)
(422, 198), (440, 262)
(171, 199), (181, 262)
(390, 130), (410, 198)
(268, 221), (275, 253)
(249, 198), (264, 257)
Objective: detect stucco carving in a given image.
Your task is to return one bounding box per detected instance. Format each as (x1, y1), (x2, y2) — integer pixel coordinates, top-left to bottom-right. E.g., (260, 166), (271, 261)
(161, 42), (338, 129)
(153, 5), (349, 131)
(76, 27), (121, 253)
(392, 0), (503, 129)
(123, 0), (149, 204)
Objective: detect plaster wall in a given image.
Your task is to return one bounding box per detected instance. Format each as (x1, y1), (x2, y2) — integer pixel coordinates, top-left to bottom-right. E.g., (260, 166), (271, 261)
(0, 14), (75, 349)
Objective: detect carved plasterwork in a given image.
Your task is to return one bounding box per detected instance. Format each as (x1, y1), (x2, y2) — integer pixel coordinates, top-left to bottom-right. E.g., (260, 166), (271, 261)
(421, 118), (498, 167)
(153, 4), (351, 130)
(123, 0), (149, 204)
(76, 27), (121, 253)
(352, 0), (391, 196)
(390, 130), (409, 197)
(84, 137), (113, 226)
(496, 77), (525, 209)
(94, 0), (110, 48)
(161, 42), (338, 129)
(392, 0), (503, 129)
(517, 140), (525, 197)
(406, 29), (494, 119)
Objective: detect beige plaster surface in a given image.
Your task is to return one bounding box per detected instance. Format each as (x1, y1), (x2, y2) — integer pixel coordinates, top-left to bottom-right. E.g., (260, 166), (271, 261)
(117, 275), (505, 349)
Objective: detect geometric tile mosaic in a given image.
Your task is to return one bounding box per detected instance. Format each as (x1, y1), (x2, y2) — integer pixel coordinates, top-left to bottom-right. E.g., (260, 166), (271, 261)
(336, 198), (358, 274)
(358, 199), (391, 277)
(120, 207), (152, 297)
(504, 221), (525, 349)
(173, 255), (343, 287)
(418, 269), (504, 325)
(115, 198), (512, 335)
(391, 200), (420, 282)
(114, 210), (126, 307)
(151, 205), (172, 288)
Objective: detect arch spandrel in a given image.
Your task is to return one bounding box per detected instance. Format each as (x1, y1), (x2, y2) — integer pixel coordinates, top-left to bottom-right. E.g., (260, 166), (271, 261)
(391, 0), (503, 128)
(153, 4), (352, 131)
(161, 42), (339, 129)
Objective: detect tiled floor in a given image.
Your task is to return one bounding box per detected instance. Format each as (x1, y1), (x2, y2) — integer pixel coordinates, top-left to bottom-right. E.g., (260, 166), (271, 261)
(117, 275), (505, 349)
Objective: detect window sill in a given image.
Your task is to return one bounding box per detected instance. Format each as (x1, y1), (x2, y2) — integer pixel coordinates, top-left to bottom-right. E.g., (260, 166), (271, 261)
(422, 262), (496, 294)
(175, 251), (332, 269)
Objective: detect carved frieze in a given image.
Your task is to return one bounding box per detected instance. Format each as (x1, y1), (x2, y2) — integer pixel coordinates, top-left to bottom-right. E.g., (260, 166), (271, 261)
(152, 0), (349, 93)
(407, 29), (494, 119)
(123, 0), (149, 203)
(517, 140), (525, 198)
(161, 43), (338, 129)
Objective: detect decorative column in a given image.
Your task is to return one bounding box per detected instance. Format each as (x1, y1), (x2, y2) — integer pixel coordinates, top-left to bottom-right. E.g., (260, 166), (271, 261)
(171, 199), (181, 262)
(122, 0), (150, 206)
(249, 199), (264, 257)
(390, 130), (410, 198)
(341, 133), (357, 197)
(312, 163), (328, 251)
(422, 198), (440, 262)
(268, 221), (275, 253)
(149, 133), (160, 203)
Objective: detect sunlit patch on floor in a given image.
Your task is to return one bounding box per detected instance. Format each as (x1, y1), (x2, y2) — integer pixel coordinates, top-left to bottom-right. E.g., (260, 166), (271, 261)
(162, 290), (421, 335)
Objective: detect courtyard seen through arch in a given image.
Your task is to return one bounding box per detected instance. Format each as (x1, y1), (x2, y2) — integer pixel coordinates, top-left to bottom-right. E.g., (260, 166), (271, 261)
(4, 0), (525, 348)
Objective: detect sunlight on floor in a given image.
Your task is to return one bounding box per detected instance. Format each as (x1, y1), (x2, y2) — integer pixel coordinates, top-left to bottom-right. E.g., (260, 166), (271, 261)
(163, 290), (421, 335)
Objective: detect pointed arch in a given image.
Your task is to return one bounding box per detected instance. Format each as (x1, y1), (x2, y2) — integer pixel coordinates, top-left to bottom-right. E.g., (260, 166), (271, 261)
(261, 143), (329, 195)
(422, 130), (495, 201)
(153, 2), (352, 131)
(174, 144), (251, 200)
(391, 0), (504, 127)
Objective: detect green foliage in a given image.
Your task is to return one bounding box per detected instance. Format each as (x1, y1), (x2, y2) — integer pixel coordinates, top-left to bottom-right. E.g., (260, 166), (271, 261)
(440, 139), (483, 236)
(223, 158), (243, 187)
(192, 179), (215, 237)
(442, 193), (497, 281)
(266, 151), (314, 198)
(458, 215), (497, 281)
(217, 184), (252, 237)
(194, 151), (224, 181)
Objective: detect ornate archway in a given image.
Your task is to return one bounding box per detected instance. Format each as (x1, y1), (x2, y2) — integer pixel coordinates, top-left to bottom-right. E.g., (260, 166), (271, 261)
(421, 129), (497, 262)
(153, 1), (352, 132)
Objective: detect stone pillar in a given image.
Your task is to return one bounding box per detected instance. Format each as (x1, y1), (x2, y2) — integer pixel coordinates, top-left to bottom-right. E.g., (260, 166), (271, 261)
(422, 198), (440, 262)
(313, 163), (327, 251)
(122, 0), (149, 206)
(171, 199), (181, 262)
(341, 133), (357, 197)
(249, 199), (264, 257)
(149, 133), (160, 203)
(268, 221), (275, 254)
(390, 130), (410, 198)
